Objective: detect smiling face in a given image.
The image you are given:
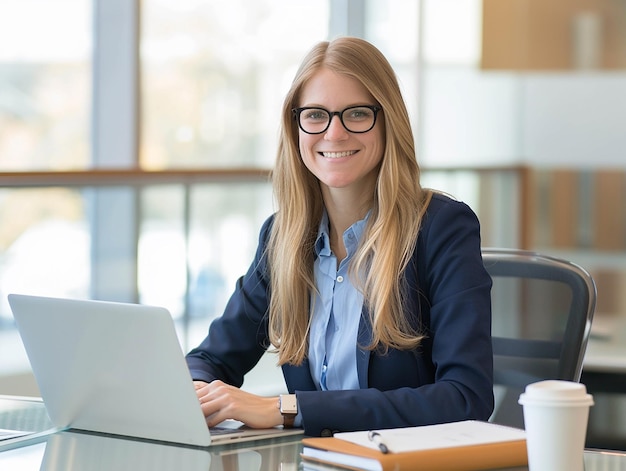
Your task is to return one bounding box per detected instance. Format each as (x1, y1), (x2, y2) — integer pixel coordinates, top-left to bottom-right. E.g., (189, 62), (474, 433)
(296, 68), (384, 195)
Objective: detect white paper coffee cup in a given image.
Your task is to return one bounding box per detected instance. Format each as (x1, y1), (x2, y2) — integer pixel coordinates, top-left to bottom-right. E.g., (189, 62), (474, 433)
(519, 380), (594, 471)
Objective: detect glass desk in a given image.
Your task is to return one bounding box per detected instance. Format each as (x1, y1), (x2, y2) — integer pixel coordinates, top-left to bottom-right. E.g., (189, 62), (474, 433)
(0, 396), (55, 448)
(2, 396), (626, 471)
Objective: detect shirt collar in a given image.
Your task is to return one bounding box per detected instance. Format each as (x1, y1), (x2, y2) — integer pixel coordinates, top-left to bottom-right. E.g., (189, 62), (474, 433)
(315, 211), (332, 257)
(314, 209), (371, 257)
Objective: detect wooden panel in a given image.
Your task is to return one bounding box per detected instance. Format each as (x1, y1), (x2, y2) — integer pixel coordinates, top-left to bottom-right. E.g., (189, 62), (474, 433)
(550, 170), (579, 248)
(520, 167), (537, 249)
(482, 0), (529, 69)
(592, 269), (626, 316)
(482, 0), (626, 70)
(593, 170), (626, 250)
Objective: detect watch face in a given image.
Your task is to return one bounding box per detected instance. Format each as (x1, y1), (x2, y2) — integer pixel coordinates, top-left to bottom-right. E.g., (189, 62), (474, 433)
(280, 394), (297, 414)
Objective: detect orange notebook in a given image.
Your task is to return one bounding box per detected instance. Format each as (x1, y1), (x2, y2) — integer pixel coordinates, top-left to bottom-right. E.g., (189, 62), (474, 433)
(301, 420), (527, 471)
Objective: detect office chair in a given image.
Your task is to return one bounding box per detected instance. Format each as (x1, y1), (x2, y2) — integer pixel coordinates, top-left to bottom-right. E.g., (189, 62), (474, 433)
(482, 248), (596, 429)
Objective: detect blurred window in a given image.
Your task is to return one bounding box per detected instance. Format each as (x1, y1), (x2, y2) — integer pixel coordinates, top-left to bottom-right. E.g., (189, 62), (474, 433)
(0, 0), (91, 170)
(140, 0), (329, 169)
(0, 0), (91, 330)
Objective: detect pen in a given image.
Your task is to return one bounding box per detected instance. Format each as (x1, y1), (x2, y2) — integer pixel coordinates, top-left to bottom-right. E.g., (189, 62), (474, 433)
(367, 430), (389, 454)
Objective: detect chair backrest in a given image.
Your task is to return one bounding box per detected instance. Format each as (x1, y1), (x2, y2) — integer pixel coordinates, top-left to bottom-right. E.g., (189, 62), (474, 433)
(483, 248), (596, 429)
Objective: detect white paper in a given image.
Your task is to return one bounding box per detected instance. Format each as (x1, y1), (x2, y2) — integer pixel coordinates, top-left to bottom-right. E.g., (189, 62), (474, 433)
(302, 447), (382, 471)
(334, 420), (526, 454)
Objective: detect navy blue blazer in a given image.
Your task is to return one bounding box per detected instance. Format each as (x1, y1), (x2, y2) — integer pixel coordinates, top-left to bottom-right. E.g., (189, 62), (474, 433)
(186, 193), (494, 436)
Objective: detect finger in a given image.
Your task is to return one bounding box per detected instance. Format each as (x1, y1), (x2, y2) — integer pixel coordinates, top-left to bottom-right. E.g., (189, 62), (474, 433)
(205, 411), (229, 428)
(200, 395), (229, 425)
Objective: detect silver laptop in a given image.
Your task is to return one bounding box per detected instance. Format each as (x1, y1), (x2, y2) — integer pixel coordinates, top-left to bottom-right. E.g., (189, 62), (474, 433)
(8, 294), (302, 447)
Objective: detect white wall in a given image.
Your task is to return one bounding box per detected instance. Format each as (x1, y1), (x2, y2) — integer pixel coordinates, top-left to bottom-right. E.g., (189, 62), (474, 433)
(420, 67), (522, 167)
(420, 67), (626, 169)
(522, 73), (626, 167)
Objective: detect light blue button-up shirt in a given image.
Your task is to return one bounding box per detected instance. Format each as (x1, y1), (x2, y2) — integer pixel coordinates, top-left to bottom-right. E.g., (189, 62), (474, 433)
(308, 210), (368, 391)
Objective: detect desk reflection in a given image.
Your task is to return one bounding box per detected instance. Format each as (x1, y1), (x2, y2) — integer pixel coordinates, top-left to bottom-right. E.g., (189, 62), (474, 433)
(40, 431), (275, 471)
(3, 429), (626, 470)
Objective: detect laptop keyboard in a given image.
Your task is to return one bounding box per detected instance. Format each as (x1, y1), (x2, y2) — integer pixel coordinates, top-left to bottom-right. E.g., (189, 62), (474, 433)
(0, 404), (53, 435)
(209, 425), (245, 436)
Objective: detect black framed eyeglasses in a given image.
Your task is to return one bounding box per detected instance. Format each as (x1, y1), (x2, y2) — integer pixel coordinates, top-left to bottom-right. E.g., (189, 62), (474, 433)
(292, 105), (382, 134)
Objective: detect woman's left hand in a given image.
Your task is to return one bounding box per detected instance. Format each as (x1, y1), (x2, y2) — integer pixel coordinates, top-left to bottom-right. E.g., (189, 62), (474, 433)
(193, 380), (284, 429)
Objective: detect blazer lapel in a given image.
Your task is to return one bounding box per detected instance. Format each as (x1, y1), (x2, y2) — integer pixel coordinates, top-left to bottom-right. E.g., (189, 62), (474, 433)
(282, 358), (317, 392)
(356, 309), (373, 389)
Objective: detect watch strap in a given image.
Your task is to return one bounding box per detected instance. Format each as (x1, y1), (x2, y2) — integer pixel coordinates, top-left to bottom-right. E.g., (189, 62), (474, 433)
(282, 412), (296, 429)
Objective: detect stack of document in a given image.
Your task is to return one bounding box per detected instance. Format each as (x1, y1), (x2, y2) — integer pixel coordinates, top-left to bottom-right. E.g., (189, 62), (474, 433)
(301, 420), (527, 471)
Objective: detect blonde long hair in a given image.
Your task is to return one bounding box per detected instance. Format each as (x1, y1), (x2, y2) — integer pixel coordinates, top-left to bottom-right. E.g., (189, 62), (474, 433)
(268, 37), (431, 366)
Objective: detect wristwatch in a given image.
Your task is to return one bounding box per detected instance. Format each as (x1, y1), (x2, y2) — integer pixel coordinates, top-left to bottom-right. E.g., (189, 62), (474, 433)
(278, 394), (297, 428)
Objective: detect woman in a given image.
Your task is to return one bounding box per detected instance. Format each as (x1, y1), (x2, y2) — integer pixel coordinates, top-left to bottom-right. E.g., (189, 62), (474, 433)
(186, 37), (494, 437)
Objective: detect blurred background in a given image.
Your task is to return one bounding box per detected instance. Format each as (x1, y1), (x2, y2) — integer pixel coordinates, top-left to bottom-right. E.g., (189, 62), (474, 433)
(0, 0), (625, 449)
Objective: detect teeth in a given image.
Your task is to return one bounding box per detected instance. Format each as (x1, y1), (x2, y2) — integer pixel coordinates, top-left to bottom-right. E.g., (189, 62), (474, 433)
(321, 151), (357, 158)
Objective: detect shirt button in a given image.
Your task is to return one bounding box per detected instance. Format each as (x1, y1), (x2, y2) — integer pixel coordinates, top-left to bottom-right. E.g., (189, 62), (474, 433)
(336, 276), (344, 283)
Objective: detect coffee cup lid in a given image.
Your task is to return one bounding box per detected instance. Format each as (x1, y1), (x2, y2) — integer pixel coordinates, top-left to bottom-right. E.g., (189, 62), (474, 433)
(518, 380), (594, 406)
